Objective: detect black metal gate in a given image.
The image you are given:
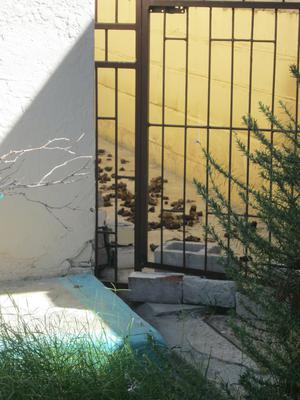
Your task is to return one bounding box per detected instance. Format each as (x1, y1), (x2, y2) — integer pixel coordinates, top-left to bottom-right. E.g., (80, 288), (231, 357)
(95, 0), (300, 284)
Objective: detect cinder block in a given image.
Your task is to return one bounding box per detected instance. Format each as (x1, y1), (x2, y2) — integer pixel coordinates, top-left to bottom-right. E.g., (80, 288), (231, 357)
(128, 272), (183, 304)
(183, 276), (236, 308)
(154, 241), (224, 273)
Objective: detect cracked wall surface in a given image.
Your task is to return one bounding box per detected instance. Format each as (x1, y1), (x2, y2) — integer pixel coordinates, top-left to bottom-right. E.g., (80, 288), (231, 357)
(0, 0), (95, 281)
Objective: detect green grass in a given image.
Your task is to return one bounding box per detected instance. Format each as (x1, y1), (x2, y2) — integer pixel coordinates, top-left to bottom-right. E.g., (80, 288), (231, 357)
(0, 315), (228, 400)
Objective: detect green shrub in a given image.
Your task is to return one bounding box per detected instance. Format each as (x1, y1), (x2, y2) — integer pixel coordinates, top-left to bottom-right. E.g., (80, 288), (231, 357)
(195, 66), (300, 400)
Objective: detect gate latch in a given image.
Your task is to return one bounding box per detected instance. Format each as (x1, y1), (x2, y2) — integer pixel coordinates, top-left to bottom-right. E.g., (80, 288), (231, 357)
(149, 5), (186, 14)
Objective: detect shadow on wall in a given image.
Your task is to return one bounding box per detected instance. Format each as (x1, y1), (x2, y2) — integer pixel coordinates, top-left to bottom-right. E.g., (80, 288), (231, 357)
(0, 23), (95, 281)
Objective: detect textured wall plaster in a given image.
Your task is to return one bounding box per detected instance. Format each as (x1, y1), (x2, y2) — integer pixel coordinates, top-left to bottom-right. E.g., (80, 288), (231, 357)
(0, 0), (95, 281)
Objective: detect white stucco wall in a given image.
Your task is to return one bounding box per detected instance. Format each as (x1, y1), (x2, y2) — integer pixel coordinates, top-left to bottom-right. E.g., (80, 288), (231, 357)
(0, 0), (95, 281)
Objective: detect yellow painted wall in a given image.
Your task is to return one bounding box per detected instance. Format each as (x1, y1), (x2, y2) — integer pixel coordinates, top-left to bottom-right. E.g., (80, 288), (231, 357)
(95, 5), (299, 209)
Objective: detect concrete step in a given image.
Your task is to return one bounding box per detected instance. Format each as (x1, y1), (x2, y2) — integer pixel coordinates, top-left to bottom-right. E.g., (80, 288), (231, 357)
(135, 302), (207, 317)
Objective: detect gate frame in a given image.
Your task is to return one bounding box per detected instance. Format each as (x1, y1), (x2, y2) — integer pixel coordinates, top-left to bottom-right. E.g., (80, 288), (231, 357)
(95, 0), (300, 283)
(95, 1), (142, 283)
(134, 0), (300, 279)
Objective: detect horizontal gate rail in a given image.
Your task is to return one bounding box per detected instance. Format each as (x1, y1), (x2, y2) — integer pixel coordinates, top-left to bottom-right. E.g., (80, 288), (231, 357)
(95, 23), (137, 30)
(146, 1), (300, 10)
(95, 62), (137, 69)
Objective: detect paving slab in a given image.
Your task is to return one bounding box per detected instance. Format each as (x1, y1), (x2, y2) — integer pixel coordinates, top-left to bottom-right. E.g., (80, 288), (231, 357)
(205, 315), (242, 349)
(135, 302), (207, 318)
(236, 292), (264, 320)
(135, 305), (256, 388)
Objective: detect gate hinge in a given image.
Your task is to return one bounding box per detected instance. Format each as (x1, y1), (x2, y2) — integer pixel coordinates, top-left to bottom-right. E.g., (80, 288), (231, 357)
(149, 5), (186, 14)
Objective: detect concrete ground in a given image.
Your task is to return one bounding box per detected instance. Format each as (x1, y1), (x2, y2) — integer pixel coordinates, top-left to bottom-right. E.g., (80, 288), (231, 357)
(98, 139), (207, 250)
(131, 301), (257, 396)
(97, 139), (250, 283)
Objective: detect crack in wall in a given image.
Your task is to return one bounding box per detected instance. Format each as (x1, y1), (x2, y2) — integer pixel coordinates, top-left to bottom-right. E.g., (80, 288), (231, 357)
(65, 239), (94, 270)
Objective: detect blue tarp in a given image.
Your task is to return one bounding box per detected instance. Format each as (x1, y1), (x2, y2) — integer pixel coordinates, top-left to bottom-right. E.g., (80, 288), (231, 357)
(59, 274), (166, 354)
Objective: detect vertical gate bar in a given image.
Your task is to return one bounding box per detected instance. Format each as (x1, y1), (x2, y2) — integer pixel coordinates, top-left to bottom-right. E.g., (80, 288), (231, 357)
(113, 6), (119, 284)
(105, 30), (108, 61)
(245, 9), (255, 224)
(296, 11), (300, 135)
(95, 66), (99, 276)
(134, 0), (142, 270)
(204, 7), (212, 272)
(291, 11), (300, 200)
(268, 9), (278, 246)
(245, 8), (255, 274)
(227, 8), (235, 253)
(160, 12), (167, 266)
(183, 8), (190, 269)
(95, 0), (99, 277)
(135, 0), (149, 270)
(114, 68), (119, 283)
(116, 0), (119, 23)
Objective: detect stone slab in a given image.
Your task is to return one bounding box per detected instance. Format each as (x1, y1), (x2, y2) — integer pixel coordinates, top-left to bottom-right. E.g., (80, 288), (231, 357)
(135, 302), (207, 318)
(236, 292), (263, 320)
(135, 310), (255, 387)
(128, 272), (183, 304)
(183, 276), (236, 308)
(205, 315), (242, 349)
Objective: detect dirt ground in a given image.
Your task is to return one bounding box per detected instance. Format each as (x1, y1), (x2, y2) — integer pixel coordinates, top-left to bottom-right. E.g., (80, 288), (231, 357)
(97, 139), (248, 282)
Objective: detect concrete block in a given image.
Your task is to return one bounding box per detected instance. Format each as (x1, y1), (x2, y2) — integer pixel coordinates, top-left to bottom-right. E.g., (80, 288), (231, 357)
(128, 272), (183, 304)
(154, 241), (224, 273)
(236, 292), (263, 319)
(183, 276), (236, 308)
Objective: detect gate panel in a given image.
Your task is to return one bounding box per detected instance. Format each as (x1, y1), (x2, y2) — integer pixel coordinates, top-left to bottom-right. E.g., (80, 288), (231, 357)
(96, 1), (300, 284)
(138, 1), (300, 279)
(95, 0), (140, 284)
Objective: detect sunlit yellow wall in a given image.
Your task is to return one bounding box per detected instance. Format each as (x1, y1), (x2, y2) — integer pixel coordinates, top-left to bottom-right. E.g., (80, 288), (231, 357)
(95, 5), (299, 208)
